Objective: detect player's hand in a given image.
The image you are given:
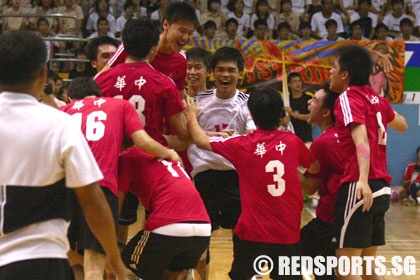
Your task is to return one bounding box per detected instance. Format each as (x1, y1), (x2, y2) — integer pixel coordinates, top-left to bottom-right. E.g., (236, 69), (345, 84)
(183, 96), (200, 118)
(206, 129), (234, 138)
(166, 148), (183, 164)
(284, 107), (292, 115)
(105, 255), (128, 280)
(356, 180), (373, 212)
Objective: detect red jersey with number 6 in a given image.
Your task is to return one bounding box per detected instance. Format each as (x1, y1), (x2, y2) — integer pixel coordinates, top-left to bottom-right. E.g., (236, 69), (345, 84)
(95, 62), (185, 146)
(210, 129), (316, 244)
(61, 97), (143, 196)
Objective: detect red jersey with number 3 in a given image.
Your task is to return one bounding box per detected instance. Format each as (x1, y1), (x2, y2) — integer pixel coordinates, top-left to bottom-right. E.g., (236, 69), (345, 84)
(107, 43), (187, 90)
(95, 62), (184, 146)
(118, 147), (210, 231)
(61, 97), (143, 196)
(334, 85), (393, 184)
(210, 129), (316, 244)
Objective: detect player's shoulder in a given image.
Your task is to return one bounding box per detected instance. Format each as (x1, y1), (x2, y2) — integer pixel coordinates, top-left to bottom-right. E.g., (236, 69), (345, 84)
(236, 90), (250, 102)
(194, 89), (215, 101)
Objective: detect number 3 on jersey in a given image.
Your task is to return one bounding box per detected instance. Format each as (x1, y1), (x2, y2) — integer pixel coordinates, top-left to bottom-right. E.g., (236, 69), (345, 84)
(72, 111), (107, 141)
(265, 160), (285, 197)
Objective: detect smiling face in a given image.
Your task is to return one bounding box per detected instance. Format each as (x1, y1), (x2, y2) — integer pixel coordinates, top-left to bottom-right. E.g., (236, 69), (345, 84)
(163, 20), (196, 53)
(214, 60), (241, 98)
(187, 59), (210, 94)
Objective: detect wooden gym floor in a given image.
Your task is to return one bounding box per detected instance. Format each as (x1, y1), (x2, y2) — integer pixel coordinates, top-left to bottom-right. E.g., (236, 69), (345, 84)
(129, 200), (420, 280)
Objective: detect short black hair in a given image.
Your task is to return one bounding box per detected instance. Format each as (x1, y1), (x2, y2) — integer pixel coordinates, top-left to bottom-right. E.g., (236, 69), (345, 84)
(37, 17), (49, 27)
(416, 146), (420, 155)
(391, 0), (404, 6)
(207, 0), (220, 12)
(325, 19), (338, 28)
(359, 0), (371, 5)
(400, 18), (413, 28)
(247, 87), (284, 130)
(186, 47), (213, 70)
(277, 22), (291, 32)
(123, 0), (134, 10)
(164, 1), (199, 27)
(336, 44), (372, 86)
(204, 20), (217, 30)
(319, 82), (339, 123)
(287, 72), (302, 83)
(212, 46), (244, 72)
(68, 77), (101, 99)
(225, 17), (239, 27)
(299, 21), (311, 30)
(349, 20), (362, 31)
(253, 18), (268, 29)
(375, 22), (388, 32)
(86, 36), (120, 62)
(123, 19), (160, 60)
(0, 31), (46, 87)
(97, 16), (109, 26)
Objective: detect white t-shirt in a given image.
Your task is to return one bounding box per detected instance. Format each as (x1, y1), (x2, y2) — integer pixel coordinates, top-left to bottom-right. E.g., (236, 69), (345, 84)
(0, 92), (103, 267)
(227, 12), (251, 36)
(311, 11), (344, 38)
(187, 89), (256, 177)
(382, 13), (410, 32)
(250, 13), (275, 30)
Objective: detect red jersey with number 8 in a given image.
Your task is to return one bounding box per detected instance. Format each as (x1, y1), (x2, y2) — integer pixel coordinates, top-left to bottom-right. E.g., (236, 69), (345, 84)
(95, 62), (185, 146)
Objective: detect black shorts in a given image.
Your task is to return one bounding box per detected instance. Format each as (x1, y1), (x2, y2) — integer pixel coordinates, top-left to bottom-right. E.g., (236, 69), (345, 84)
(121, 230), (210, 279)
(229, 235), (302, 280)
(333, 180), (391, 249)
(119, 192), (139, 226)
(300, 218), (337, 280)
(194, 169), (241, 231)
(0, 258), (74, 280)
(68, 186), (118, 254)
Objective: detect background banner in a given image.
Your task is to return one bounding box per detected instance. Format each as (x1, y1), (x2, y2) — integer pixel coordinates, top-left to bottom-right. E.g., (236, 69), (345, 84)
(187, 39), (405, 103)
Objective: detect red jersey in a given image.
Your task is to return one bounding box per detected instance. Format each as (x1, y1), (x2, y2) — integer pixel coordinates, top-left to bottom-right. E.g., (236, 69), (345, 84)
(95, 62), (184, 146)
(210, 129), (316, 244)
(310, 126), (344, 224)
(334, 86), (393, 184)
(118, 147), (210, 231)
(107, 43), (187, 90)
(61, 97), (143, 196)
(403, 163), (420, 184)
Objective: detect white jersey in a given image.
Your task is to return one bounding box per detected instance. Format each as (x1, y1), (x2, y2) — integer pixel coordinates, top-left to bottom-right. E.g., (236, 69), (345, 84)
(382, 13), (410, 32)
(227, 12), (251, 36)
(350, 12), (378, 28)
(409, 0), (420, 26)
(187, 89), (256, 177)
(0, 92), (103, 267)
(311, 11), (344, 38)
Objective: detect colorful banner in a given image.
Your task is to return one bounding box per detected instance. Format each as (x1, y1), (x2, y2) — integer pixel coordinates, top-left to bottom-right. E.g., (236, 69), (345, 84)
(187, 39), (405, 103)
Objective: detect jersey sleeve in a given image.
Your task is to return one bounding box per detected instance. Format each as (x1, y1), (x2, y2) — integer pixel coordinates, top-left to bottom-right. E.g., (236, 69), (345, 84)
(340, 90), (368, 126)
(297, 136), (316, 169)
(60, 119), (104, 188)
(122, 100), (144, 136)
(108, 43), (127, 67)
(163, 81), (185, 119)
(210, 135), (242, 165)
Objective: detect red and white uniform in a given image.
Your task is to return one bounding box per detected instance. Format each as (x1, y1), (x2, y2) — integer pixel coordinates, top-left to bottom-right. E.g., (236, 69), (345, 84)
(108, 43), (187, 90)
(118, 147), (210, 231)
(334, 85), (393, 185)
(310, 126), (344, 224)
(404, 163), (420, 185)
(61, 97), (143, 196)
(210, 129), (316, 244)
(95, 62), (184, 146)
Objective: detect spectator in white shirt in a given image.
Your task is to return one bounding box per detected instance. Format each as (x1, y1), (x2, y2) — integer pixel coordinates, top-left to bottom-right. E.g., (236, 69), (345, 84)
(382, 0), (410, 38)
(115, 0), (135, 38)
(350, 0), (378, 39)
(395, 17), (419, 41)
(310, 0), (344, 39)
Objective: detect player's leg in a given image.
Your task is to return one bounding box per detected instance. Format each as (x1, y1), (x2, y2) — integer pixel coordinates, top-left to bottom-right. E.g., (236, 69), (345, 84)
(164, 235), (210, 280)
(217, 170), (241, 230)
(300, 218), (338, 280)
(228, 235), (262, 280)
(81, 187), (119, 280)
(118, 192), (140, 244)
(122, 231), (179, 279)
